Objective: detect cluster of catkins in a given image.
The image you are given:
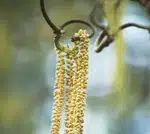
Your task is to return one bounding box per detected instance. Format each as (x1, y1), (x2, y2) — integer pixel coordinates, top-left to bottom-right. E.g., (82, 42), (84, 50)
(50, 29), (90, 134)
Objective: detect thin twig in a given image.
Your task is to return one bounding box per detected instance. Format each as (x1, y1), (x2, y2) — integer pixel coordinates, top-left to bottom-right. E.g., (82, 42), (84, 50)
(119, 23), (150, 32)
(60, 19), (95, 38)
(40, 0), (61, 34)
(95, 34), (113, 53)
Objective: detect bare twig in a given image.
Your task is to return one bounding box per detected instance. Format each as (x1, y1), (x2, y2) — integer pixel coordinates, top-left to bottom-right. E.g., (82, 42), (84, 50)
(119, 23), (150, 32)
(40, 0), (95, 52)
(40, 0), (61, 34)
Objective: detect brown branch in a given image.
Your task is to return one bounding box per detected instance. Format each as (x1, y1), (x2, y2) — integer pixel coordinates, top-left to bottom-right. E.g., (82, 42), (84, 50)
(94, 23), (150, 53)
(40, 0), (61, 34)
(119, 23), (150, 32)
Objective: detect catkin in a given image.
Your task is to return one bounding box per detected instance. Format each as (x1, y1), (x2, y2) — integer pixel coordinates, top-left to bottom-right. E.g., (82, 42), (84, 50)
(73, 30), (89, 134)
(64, 29), (89, 134)
(50, 49), (65, 134)
(51, 29), (90, 134)
(65, 49), (77, 134)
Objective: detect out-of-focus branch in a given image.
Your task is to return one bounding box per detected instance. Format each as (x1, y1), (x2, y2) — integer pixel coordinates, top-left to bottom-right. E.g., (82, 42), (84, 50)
(119, 23), (150, 32)
(90, 1), (150, 53)
(95, 22), (150, 53)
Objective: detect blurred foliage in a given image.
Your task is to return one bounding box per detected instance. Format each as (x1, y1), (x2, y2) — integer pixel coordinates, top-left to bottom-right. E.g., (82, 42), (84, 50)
(100, 0), (129, 113)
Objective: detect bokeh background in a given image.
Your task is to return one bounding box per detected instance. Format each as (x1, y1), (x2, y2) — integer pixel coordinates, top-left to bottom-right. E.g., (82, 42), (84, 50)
(0, 0), (150, 134)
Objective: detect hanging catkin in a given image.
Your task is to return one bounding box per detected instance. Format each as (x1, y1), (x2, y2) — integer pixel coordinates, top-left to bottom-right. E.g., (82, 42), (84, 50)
(50, 49), (65, 134)
(64, 29), (89, 134)
(65, 48), (77, 134)
(51, 29), (90, 134)
(74, 30), (89, 134)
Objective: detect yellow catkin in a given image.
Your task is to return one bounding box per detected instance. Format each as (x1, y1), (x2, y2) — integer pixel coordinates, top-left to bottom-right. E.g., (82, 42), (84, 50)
(65, 49), (76, 134)
(74, 30), (89, 134)
(50, 49), (65, 134)
(64, 29), (89, 134)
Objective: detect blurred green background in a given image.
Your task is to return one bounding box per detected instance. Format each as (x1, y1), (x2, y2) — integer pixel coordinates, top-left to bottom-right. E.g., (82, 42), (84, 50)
(0, 0), (150, 134)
